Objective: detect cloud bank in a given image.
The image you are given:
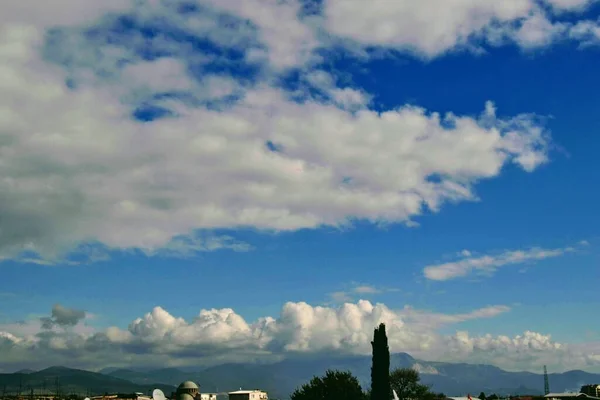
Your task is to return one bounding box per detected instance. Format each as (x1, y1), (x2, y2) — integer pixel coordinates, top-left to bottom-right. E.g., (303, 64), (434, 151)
(1, 301), (599, 373)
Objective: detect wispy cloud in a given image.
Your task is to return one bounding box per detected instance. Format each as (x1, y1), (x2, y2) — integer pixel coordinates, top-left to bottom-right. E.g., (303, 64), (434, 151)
(398, 304), (511, 330)
(423, 244), (582, 281)
(328, 284), (399, 303)
(147, 234), (254, 258)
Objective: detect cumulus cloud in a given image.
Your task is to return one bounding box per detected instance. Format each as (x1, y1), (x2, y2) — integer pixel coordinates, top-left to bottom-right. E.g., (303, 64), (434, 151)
(0, 304), (95, 361)
(322, 0), (600, 57)
(40, 304), (87, 330)
(0, 22), (552, 260)
(200, 0), (320, 69)
(2, 0), (600, 264)
(1, 301), (598, 373)
(423, 244), (580, 281)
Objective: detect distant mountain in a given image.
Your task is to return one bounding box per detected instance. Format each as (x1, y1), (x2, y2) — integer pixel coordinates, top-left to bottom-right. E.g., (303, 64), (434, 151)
(0, 366), (174, 396)
(5, 355), (600, 400)
(106, 368), (201, 387)
(15, 369), (36, 374)
(109, 353), (600, 399)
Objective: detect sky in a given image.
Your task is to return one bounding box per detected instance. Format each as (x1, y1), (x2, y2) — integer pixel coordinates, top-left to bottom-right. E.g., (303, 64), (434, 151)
(0, 0), (600, 375)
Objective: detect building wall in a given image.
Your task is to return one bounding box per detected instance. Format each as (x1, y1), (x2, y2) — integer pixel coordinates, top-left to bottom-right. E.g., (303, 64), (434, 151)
(228, 391), (267, 400)
(228, 394), (249, 400)
(581, 386), (600, 398)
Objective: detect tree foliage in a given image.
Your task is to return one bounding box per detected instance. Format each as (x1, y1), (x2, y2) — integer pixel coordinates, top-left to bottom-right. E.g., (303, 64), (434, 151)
(479, 392), (487, 400)
(291, 369), (367, 400)
(371, 323), (391, 400)
(389, 368), (436, 400)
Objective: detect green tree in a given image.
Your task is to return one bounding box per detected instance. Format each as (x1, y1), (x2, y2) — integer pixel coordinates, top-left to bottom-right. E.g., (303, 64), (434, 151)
(389, 368), (436, 400)
(291, 370), (366, 400)
(479, 393), (487, 400)
(488, 394), (499, 400)
(371, 323), (391, 400)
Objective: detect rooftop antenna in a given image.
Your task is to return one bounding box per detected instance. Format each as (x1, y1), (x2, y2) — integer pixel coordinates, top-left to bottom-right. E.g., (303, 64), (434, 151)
(544, 365), (550, 395)
(152, 389), (166, 400)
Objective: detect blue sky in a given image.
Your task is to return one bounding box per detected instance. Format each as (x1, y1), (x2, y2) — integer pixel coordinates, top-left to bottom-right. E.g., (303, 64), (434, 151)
(0, 0), (599, 373)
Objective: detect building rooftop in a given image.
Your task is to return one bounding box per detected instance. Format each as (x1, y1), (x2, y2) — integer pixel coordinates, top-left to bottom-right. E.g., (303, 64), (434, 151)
(178, 381), (199, 390)
(544, 394), (600, 399)
(228, 390), (265, 394)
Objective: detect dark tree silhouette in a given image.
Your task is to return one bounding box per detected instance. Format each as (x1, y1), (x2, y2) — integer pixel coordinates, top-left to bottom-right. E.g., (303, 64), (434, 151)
(389, 368), (436, 400)
(371, 323), (391, 400)
(291, 370), (366, 400)
(479, 392), (487, 400)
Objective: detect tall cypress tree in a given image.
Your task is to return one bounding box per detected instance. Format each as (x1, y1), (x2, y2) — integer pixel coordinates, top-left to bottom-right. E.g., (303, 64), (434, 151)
(371, 323), (390, 400)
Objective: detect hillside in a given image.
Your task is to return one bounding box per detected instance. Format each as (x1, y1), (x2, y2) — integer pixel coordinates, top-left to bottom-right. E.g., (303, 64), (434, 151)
(0, 366), (174, 396)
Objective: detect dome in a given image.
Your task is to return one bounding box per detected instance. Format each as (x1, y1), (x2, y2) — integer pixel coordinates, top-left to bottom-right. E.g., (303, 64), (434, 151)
(178, 381), (199, 390)
(176, 393), (195, 400)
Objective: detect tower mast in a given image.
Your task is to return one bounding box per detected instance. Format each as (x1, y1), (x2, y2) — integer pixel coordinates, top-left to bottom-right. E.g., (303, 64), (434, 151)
(544, 365), (550, 395)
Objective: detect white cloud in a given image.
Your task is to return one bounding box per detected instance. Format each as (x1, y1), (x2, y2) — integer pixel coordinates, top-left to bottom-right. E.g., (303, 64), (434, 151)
(423, 245), (578, 281)
(321, 0), (600, 57)
(512, 10), (569, 48)
(3, 0), (600, 263)
(323, 0), (534, 57)
(546, 0), (599, 12)
(439, 331), (600, 373)
(200, 0), (320, 69)
(0, 0), (598, 265)
(398, 305), (512, 331)
(569, 19), (600, 46)
(1, 301), (598, 373)
(0, 24), (552, 260)
(0, 0), (131, 29)
(328, 284), (399, 304)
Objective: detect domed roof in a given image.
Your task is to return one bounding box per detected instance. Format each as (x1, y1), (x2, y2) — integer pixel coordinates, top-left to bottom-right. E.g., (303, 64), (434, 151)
(176, 393), (195, 400)
(178, 381), (199, 390)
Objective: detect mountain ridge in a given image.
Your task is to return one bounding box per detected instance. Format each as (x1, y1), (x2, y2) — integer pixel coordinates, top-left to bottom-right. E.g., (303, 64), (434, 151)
(3, 354), (599, 399)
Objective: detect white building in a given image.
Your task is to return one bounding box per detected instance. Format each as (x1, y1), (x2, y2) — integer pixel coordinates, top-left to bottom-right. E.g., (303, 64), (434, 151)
(545, 393), (600, 400)
(228, 390), (268, 400)
(200, 394), (217, 400)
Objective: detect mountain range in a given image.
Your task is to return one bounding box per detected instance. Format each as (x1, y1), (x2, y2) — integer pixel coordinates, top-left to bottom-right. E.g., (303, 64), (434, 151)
(0, 366), (174, 396)
(2, 353), (599, 400)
